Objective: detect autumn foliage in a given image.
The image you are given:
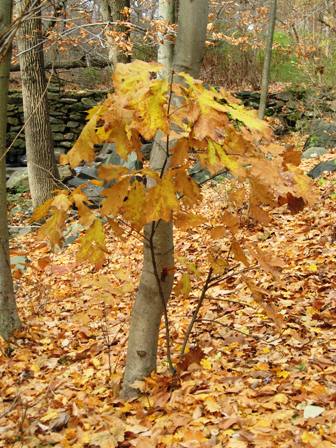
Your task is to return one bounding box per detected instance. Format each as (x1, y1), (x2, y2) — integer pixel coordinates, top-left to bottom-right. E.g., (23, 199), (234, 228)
(32, 60), (317, 326)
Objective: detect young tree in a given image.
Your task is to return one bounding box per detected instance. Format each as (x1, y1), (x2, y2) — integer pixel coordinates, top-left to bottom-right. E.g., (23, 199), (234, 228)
(258, 0), (277, 119)
(121, 0), (209, 398)
(34, 0), (316, 403)
(0, 0), (21, 339)
(17, 0), (59, 208)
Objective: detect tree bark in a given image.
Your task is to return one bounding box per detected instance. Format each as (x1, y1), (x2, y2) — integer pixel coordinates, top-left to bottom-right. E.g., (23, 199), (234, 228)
(0, 0), (21, 339)
(121, 0), (209, 399)
(258, 0), (277, 120)
(17, 0), (59, 208)
(157, 0), (176, 77)
(99, 0), (131, 68)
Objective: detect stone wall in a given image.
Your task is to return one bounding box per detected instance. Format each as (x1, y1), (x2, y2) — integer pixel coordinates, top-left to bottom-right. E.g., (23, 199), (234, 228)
(6, 87), (107, 165)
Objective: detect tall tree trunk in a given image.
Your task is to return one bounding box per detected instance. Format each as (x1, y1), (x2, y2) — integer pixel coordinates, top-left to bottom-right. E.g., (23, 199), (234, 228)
(17, 0), (59, 208)
(0, 0), (21, 339)
(258, 0), (277, 120)
(157, 0), (176, 77)
(100, 0), (131, 68)
(121, 0), (209, 399)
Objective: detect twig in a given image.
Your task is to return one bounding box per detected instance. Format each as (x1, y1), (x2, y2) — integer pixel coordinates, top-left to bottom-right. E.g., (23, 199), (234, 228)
(101, 300), (113, 379)
(199, 318), (264, 340)
(0, 395), (21, 419)
(180, 267), (213, 356)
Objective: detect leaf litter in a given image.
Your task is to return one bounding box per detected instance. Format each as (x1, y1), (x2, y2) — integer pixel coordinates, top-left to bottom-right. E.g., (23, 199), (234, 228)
(1, 149), (336, 448)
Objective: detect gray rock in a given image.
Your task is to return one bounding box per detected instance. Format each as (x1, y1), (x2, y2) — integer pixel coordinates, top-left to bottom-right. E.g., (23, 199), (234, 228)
(63, 133), (75, 141)
(141, 143), (152, 160)
(66, 177), (102, 205)
(66, 177), (86, 188)
(53, 133), (65, 141)
(51, 124), (66, 132)
(66, 121), (80, 128)
(6, 168), (29, 191)
(58, 165), (73, 181)
(59, 141), (73, 149)
(60, 98), (78, 104)
(75, 165), (97, 180)
(7, 117), (19, 126)
(69, 103), (86, 112)
(308, 160), (336, 179)
(304, 121), (336, 149)
(81, 97), (97, 107)
(302, 146), (328, 159)
(69, 113), (84, 121)
(103, 144), (142, 170)
(10, 255), (28, 272)
(50, 116), (63, 124)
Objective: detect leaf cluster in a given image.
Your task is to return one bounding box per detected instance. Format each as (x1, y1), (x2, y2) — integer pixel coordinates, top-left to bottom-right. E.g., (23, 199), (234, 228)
(33, 60), (316, 268)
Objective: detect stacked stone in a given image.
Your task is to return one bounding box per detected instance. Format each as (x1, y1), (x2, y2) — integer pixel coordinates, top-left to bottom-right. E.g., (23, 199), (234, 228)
(6, 88), (107, 165)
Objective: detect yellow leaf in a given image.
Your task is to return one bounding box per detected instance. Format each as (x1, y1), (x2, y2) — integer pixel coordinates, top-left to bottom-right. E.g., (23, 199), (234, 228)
(132, 79), (168, 140)
(243, 276), (283, 331)
(174, 273), (191, 299)
(286, 164), (318, 206)
(174, 168), (201, 207)
(175, 212), (206, 230)
(30, 198), (54, 222)
(204, 396), (221, 413)
(72, 189), (94, 227)
(113, 60), (162, 95)
(51, 193), (73, 211)
(77, 219), (106, 268)
(276, 369), (290, 379)
(38, 209), (66, 248)
(308, 264), (318, 272)
(145, 172), (179, 222)
(210, 225), (226, 240)
(101, 178), (130, 217)
(208, 253), (227, 274)
(231, 239), (249, 266)
(301, 431), (321, 445)
(207, 140), (246, 178)
(66, 106), (104, 168)
(226, 439), (248, 448)
(222, 103), (271, 138)
(171, 139), (189, 167)
(98, 164), (130, 182)
(40, 409), (60, 422)
(200, 357), (212, 370)
(122, 180), (147, 228)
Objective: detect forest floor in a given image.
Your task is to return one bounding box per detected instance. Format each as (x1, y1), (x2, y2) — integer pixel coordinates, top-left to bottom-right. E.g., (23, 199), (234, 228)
(1, 135), (336, 448)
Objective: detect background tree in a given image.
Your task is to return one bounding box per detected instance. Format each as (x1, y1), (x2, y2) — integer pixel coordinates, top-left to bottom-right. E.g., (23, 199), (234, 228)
(99, 0), (131, 68)
(258, 0), (277, 119)
(0, 0), (21, 339)
(121, 0), (209, 399)
(157, 0), (176, 76)
(17, 0), (59, 208)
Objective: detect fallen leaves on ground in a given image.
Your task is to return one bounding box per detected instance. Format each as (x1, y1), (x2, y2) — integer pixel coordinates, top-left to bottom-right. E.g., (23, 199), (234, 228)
(1, 148), (336, 448)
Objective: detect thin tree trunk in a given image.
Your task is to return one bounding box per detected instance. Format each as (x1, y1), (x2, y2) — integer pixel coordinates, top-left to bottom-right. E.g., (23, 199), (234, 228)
(121, 0), (209, 399)
(158, 0), (176, 77)
(0, 0), (21, 339)
(100, 0), (131, 68)
(17, 0), (59, 208)
(258, 0), (277, 120)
